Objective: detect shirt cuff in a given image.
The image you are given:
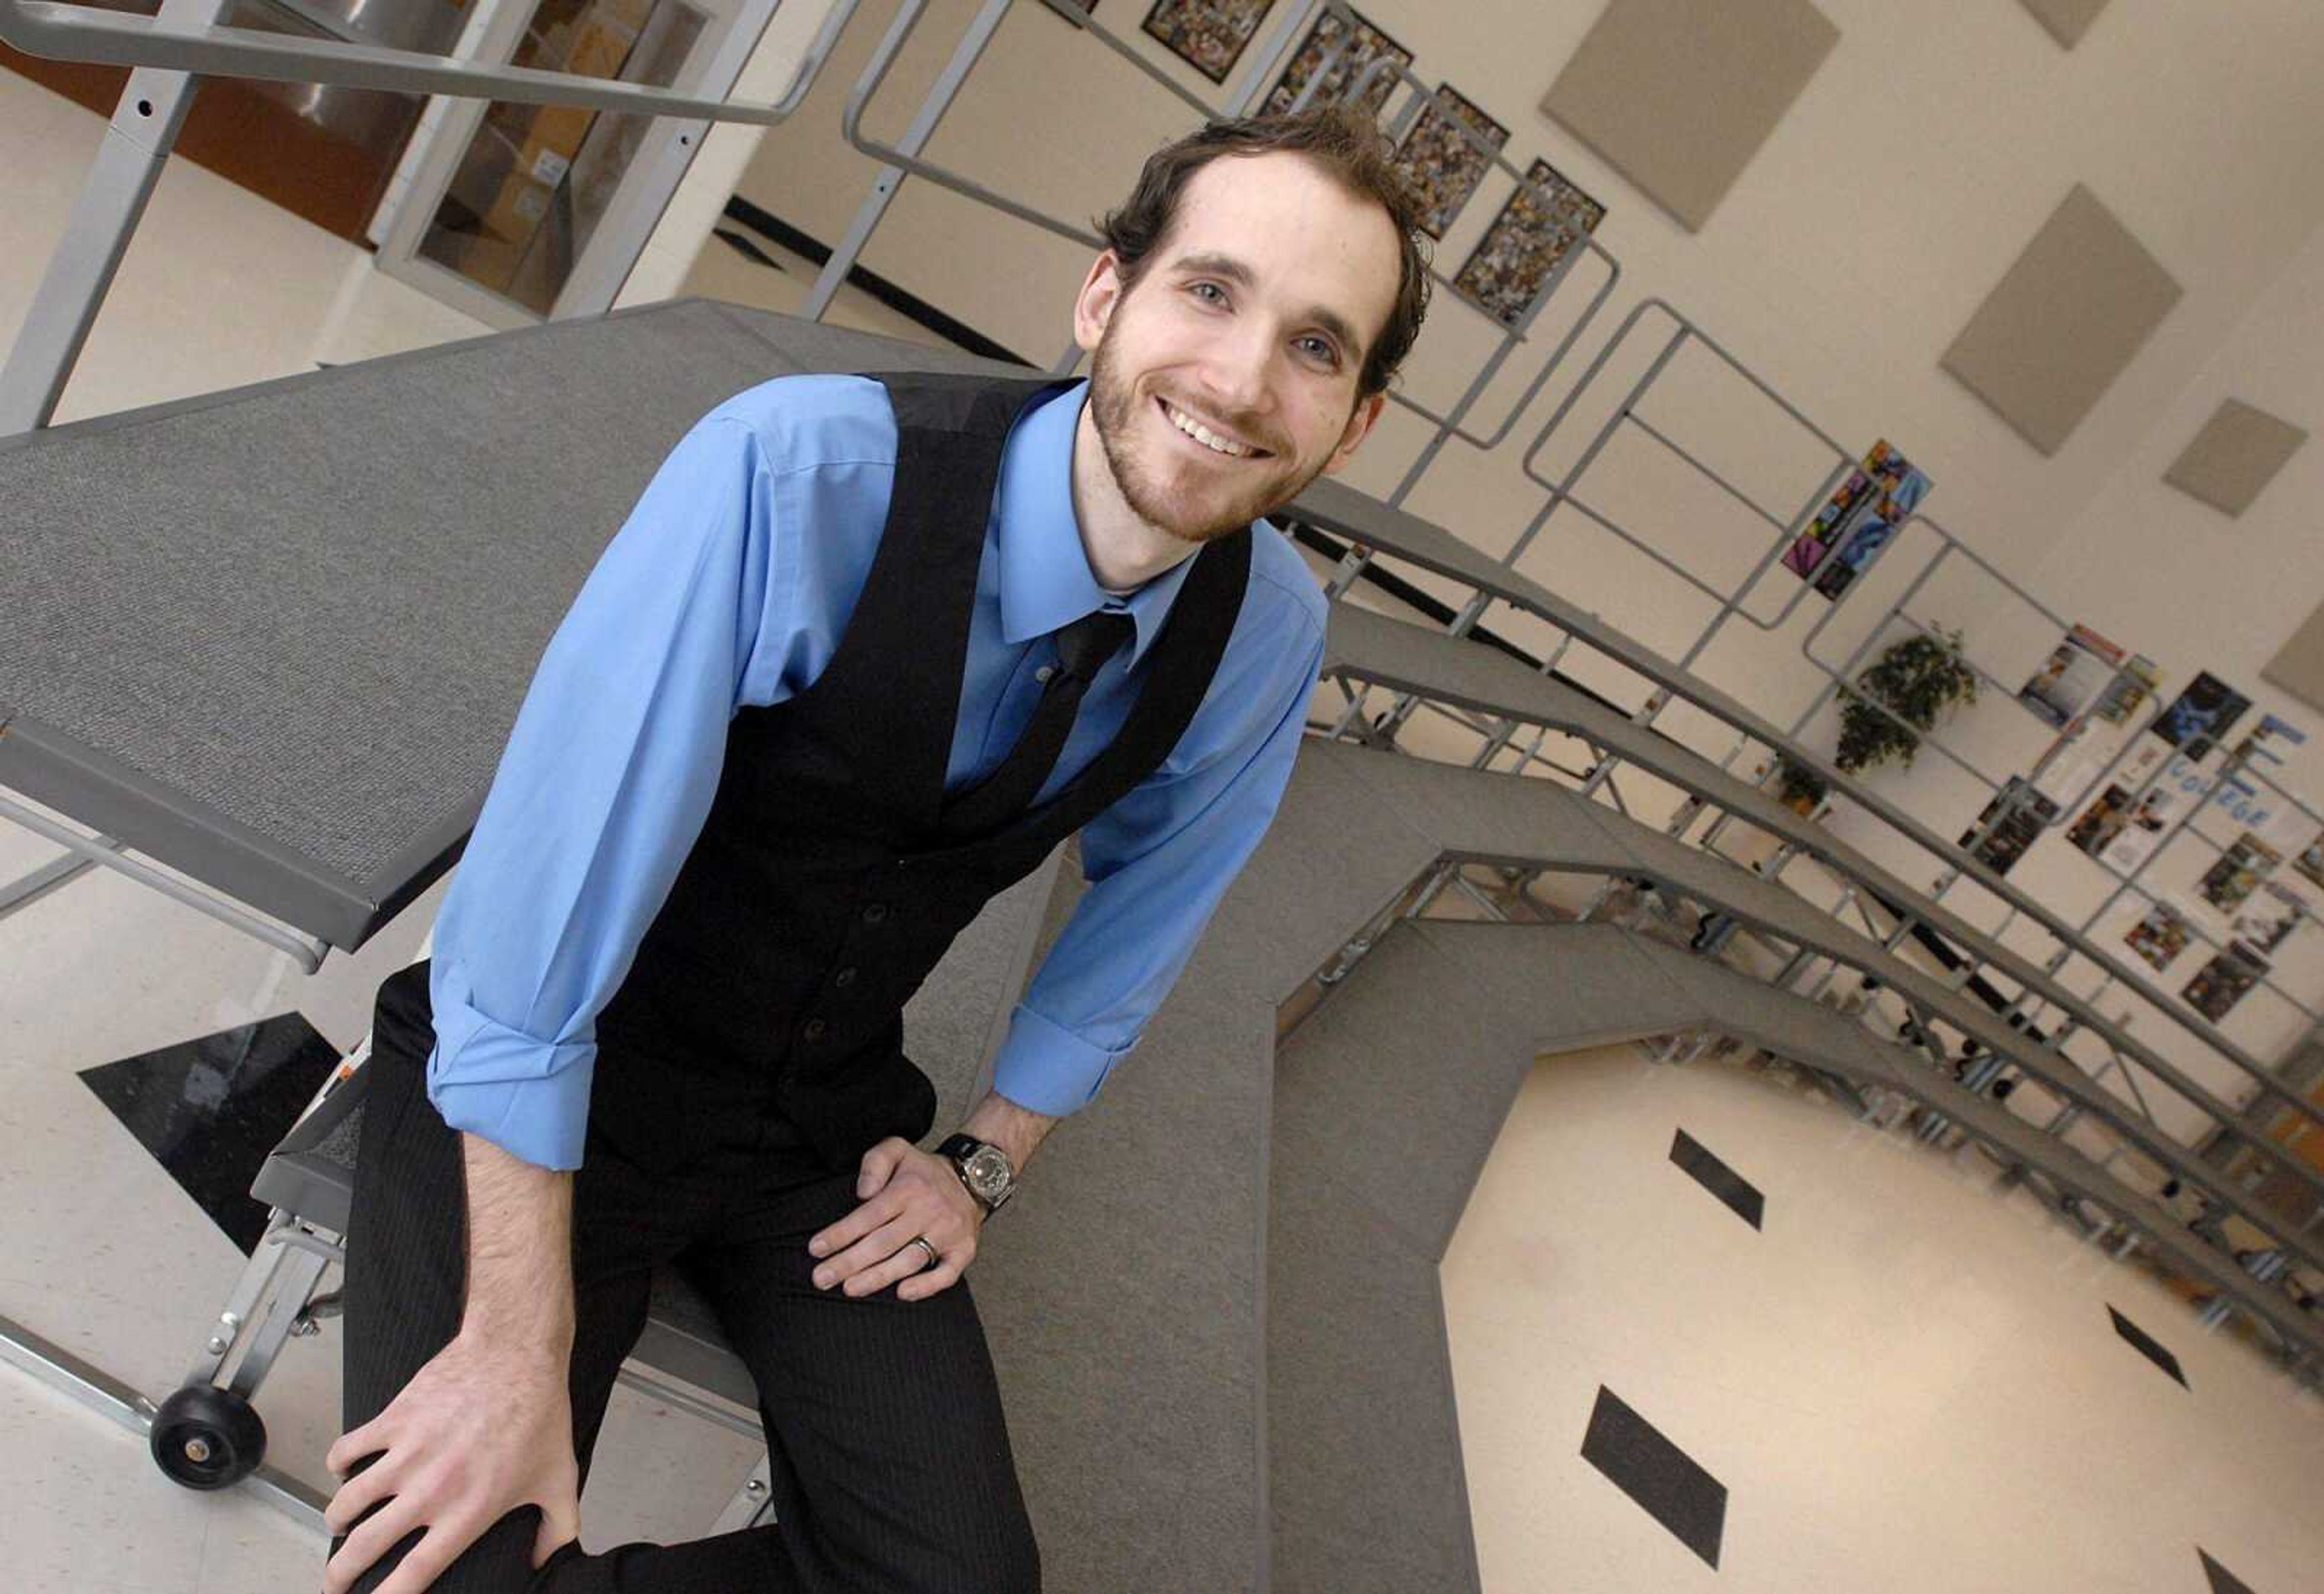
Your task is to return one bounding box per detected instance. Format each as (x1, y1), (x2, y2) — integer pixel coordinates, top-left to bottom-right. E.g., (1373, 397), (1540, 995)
(991, 1002), (1138, 1116)
(423, 998), (597, 1172)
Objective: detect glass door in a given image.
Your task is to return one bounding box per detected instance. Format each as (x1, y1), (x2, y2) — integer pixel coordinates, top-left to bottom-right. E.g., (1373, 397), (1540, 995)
(377, 0), (772, 326)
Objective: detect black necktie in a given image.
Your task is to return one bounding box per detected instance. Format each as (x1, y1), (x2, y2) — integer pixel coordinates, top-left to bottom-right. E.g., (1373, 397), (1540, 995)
(944, 609), (1135, 834)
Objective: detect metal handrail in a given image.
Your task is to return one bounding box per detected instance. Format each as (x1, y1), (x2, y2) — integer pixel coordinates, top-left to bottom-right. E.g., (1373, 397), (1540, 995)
(1324, 651), (2324, 1225)
(833, 0), (1626, 518)
(1512, 297), (1862, 637)
(0, 0), (852, 122)
(1459, 288), (2324, 1135)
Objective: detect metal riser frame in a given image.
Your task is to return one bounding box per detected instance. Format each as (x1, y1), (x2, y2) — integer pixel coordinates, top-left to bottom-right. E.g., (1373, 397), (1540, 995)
(1315, 676), (2324, 1257)
(1446, 293), (2324, 1167)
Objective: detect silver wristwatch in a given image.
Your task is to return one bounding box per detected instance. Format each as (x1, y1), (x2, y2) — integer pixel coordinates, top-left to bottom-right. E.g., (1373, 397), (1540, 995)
(936, 1133), (1016, 1215)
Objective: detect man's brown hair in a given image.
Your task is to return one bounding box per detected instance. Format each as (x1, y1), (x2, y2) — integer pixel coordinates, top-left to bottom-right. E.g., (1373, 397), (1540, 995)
(1096, 105), (1433, 400)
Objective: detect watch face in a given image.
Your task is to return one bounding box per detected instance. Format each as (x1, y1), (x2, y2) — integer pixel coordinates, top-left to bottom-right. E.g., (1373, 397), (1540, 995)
(963, 1145), (1013, 1199)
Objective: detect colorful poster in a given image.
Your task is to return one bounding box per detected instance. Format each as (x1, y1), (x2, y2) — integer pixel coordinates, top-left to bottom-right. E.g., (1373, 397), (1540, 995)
(1140, 0), (1276, 84)
(2092, 654), (2162, 725)
(1781, 440), (1934, 601)
(1261, 5), (1410, 117)
(2184, 943), (2269, 1024)
(2152, 671), (2253, 762)
(2295, 834), (2324, 892)
(1958, 777), (2059, 876)
(2125, 900), (2193, 972)
(1392, 84), (1507, 240)
(2072, 739), (2173, 870)
(2233, 881), (2309, 956)
(2196, 831), (2282, 914)
(2068, 781), (2142, 858)
(2017, 624), (2126, 731)
(1452, 156), (1604, 326)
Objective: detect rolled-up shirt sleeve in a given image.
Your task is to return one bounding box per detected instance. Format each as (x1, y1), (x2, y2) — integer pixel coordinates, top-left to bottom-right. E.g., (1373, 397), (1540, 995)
(424, 417), (783, 1171)
(992, 606), (1325, 1115)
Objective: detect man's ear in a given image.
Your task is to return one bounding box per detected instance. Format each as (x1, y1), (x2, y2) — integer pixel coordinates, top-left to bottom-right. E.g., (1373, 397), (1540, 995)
(1321, 390), (1388, 477)
(1072, 251), (1128, 357)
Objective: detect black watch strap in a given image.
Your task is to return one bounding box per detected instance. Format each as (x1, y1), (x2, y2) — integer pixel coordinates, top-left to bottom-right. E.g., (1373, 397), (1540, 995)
(937, 1133), (1014, 1214)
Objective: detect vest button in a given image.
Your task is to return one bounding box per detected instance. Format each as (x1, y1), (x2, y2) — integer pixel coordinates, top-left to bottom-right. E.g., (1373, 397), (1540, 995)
(835, 966), (858, 988)
(1035, 665), (1056, 683)
(863, 903), (888, 924)
(803, 1018), (828, 1042)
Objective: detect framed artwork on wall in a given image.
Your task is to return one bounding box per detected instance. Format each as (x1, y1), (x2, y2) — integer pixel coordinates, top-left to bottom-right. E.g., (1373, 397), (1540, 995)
(1452, 156), (1605, 326)
(1261, 5), (1411, 117)
(1393, 84), (1508, 241)
(1140, 0), (1276, 84)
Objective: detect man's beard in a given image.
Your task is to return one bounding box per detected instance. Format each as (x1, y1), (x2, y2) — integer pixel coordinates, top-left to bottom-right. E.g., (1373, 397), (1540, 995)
(1087, 327), (1336, 544)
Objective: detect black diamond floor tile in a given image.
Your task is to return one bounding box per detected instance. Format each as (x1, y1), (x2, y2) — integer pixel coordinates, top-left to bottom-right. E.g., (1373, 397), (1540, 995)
(1669, 1127), (1764, 1230)
(79, 1014), (342, 1254)
(2199, 1547), (2258, 1594)
(2107, 1305), (2188, 1388)
(1580, 1385), (1727, 1569)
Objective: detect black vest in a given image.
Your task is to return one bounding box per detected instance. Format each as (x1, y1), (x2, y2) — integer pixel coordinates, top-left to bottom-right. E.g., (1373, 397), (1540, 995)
(588, 371), (1254, 1171)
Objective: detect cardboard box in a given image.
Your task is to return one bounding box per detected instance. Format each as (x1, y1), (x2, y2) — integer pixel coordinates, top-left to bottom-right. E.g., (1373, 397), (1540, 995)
(458, 0), (654, 292)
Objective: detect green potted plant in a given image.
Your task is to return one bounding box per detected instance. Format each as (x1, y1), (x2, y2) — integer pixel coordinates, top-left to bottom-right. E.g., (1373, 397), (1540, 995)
(1774, 753), (1829, 816)
(1835, 626), (1978, 776)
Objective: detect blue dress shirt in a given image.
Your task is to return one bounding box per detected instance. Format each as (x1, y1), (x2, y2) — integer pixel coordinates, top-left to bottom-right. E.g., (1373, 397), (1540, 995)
(425, 375), (1328, 1170)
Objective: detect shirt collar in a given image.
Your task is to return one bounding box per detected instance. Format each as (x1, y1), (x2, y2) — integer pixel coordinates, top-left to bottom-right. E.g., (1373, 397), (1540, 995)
(996, 380), (1199, 670)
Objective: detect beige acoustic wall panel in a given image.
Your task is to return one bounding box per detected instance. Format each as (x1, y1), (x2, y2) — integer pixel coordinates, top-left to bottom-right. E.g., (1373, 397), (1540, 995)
(2162, 399), (2308, 516)
(2021, 0), (2110, 48)
(1940, 185), (2182, 456)
(2263, 598), (2324, 717)
(1538, 0), (1839, 233)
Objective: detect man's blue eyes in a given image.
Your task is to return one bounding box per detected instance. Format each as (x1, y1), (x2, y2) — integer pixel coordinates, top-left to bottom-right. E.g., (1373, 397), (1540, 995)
(1183, 284), (1340, 365)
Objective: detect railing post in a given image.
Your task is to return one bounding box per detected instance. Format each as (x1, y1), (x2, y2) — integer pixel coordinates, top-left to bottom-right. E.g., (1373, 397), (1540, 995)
(801, 0), (1016, 322)
(0, 0), (228, 434)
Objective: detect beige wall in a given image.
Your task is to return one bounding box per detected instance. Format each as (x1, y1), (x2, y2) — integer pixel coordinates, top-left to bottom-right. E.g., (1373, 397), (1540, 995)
(661, 0), (2324, 1095)
(717, 0), (2324, 721)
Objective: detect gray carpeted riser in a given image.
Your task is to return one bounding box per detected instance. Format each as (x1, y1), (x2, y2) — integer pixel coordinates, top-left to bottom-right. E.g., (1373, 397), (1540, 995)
(971, 863), (1296, 1589)
(1266, 1170), (1480, 1594)
(1630, 937), (1902, 1079)
(1323, 606), (2307, 1150)
(1413, 922), (1711, 1062)
(1324, 747), (2324, 1282)
(1217, 742), (1448, 998)
(1325, 605), (1803, 843)
(1312, 737), (1637, 876)
(1273, 928), (1544, 1262)
(1293, 479), (1546, 610)
(0, 300), (1023, 919)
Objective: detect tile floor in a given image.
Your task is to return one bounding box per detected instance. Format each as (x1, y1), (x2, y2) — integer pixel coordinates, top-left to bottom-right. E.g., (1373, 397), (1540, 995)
(9, 62), (2324, 1594)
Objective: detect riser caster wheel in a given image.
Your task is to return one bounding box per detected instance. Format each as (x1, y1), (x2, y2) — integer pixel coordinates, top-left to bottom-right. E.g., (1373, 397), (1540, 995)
(151, 1384), (267, 1489)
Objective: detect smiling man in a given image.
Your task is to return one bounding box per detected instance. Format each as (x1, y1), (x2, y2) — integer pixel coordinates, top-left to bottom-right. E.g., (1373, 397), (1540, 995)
(325, 105), (1430, 1594)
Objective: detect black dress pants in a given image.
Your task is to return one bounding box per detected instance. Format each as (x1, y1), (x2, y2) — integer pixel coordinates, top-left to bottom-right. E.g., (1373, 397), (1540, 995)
(333, 966), (1040, 1593)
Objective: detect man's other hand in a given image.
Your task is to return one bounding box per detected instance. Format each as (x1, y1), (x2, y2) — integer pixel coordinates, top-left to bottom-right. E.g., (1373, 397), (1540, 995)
(321, 1329), (580, 1594)
(809, 1138), (983, 1302)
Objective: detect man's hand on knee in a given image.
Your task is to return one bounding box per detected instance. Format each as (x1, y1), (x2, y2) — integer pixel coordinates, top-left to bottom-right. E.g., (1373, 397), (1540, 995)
(321, 1330), (581, 1594)
(809, 1138), (983, 1302)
